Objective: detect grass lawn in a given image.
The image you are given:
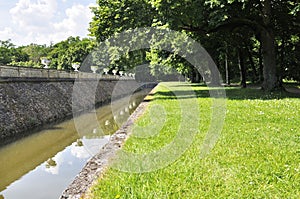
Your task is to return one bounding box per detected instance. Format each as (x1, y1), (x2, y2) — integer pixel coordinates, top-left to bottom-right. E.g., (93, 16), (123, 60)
(88, 82), (300, 199)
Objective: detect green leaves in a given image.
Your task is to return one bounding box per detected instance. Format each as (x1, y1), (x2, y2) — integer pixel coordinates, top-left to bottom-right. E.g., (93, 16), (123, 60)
(1, 37), (95, 70)
(48, 37), (95, 70)
(89, 0), (155, 42)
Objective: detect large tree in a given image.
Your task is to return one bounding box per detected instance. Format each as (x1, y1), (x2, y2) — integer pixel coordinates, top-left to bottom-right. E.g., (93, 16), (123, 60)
(151, 0), (299, 90)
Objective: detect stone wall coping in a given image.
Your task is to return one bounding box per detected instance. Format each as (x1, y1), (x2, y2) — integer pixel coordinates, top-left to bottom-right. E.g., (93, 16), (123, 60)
(0, 65), (134, 81)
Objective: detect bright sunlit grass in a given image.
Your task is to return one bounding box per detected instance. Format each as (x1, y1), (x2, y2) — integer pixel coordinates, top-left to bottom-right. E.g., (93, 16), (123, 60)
(88, 82), (300, 198)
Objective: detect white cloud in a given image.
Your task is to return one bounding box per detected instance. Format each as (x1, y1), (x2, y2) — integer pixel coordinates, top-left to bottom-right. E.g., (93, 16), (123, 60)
(0, 27), (17, 41)
(4, 0), (96, 46)
(10, 0), (58, 31)
(70, 136), (110, 159)
(51, 3), (94, 42)
(70, 144), (90, 159)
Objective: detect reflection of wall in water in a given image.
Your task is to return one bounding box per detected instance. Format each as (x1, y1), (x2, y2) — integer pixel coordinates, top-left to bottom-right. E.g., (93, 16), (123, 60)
(0, 79), (141, 143)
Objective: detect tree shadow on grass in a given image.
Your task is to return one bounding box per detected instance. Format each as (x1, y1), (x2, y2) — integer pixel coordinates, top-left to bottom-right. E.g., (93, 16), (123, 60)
(150, 84), (300, 101)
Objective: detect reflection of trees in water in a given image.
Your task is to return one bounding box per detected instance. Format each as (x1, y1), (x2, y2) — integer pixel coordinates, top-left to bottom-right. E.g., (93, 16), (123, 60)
(84, 93), (146, 139)
(45, 158), (57, 169)
(75, 139), (83, 147)
(84, 117), (119, 139)
(102, 118), (120, 132)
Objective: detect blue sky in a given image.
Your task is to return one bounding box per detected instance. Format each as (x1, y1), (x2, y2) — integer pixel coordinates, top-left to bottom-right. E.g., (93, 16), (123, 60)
(0, 0), (96, 46)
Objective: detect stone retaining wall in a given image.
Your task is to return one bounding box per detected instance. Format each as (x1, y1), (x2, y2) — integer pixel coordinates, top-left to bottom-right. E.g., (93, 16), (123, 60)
(0, 66), (144, 144)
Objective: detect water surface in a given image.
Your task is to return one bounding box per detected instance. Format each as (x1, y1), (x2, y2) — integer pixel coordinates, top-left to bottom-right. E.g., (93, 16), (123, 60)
(0, 90), (149, 199)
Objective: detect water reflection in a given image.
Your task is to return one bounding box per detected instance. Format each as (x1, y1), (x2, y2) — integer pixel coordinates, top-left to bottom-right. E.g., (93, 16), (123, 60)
(46, 158), (57, 169)
(0, 89), (150, 199)
(44, 155), (61, 175)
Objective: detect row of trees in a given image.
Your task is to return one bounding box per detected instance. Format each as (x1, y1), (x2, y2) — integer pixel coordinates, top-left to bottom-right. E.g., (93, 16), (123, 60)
(1, 1), (299, 90)
(89, 0), (300, 90)
(0, 37), (95, 70)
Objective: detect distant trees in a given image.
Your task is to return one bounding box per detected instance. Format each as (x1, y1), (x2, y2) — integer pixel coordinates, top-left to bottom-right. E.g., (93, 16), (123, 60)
(0, 39), (28, 65)
(0, 37), (95, 70)
(48, 36), (95, 70)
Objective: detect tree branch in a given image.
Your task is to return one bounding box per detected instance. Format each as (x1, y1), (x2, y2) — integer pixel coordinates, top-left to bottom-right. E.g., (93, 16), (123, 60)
(179, 18), (266, 35)
(209, 18), (265, 34)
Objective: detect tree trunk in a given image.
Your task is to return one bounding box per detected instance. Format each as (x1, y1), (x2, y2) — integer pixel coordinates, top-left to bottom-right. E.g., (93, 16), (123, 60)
(258, 44), (264, 83)
(190, 68), (200, 83)
(209, 64), (221, 86)
(238, 48), (247, 88)
(225, 45), (230, 85)
(260, 0), (280, 91)
(245, 44), (257, 83)
(278, 38), (285, 85)
(260, 29), (279, 91)
(195, 68), (200, 83)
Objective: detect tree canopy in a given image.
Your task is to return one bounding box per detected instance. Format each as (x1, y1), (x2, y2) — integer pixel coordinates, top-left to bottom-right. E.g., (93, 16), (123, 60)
(89, 0), (300, 90)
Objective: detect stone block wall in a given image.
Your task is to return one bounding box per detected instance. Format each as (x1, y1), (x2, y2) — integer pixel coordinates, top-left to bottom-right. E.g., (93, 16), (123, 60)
(0, 66), (145, 144)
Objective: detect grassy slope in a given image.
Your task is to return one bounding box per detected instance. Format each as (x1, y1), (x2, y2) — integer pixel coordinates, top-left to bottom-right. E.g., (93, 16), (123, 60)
(89, 82), (300, 199)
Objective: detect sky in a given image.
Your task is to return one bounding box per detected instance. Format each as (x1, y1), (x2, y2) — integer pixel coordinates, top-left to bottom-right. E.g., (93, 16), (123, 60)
(0, 0), (97, 46)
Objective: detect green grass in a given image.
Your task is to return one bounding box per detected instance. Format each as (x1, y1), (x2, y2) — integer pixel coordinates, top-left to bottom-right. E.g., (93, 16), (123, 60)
(88, 82), (300, 199)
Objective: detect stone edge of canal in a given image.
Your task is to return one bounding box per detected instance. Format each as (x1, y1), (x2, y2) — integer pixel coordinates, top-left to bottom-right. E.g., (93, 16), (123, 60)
(60, 84), (158, 199)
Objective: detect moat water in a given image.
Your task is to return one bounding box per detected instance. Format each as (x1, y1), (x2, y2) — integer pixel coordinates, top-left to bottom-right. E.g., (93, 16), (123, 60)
(0, 89), (150, 199)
